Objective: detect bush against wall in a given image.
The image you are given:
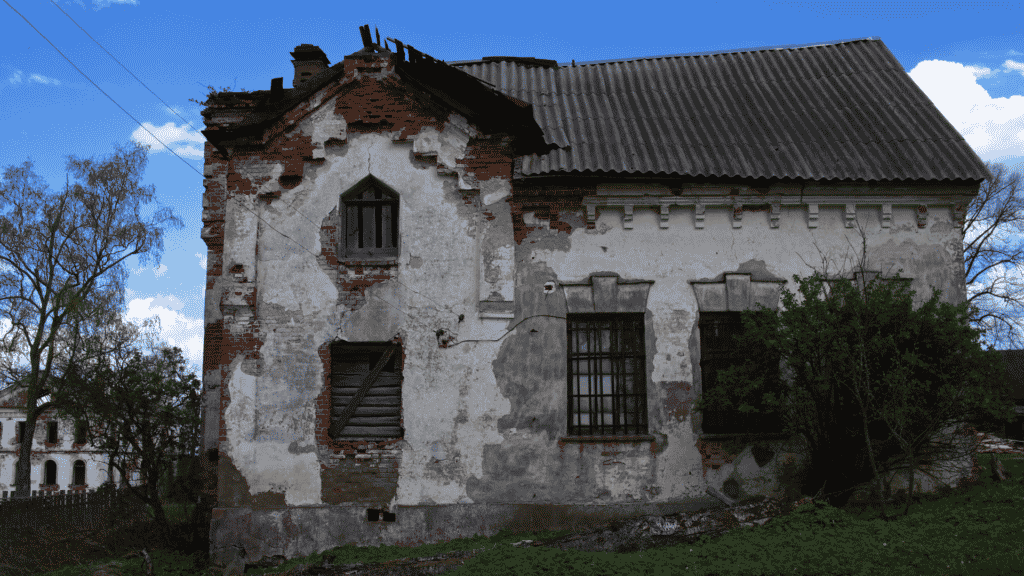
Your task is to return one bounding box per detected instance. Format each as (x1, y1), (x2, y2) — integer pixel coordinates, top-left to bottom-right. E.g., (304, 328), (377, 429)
(694, 271), (1017, 511)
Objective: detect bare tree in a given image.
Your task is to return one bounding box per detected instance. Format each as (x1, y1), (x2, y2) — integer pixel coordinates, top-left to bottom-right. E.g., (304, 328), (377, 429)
(963, 161), (1024, 350)
(0, 142), (182, 498)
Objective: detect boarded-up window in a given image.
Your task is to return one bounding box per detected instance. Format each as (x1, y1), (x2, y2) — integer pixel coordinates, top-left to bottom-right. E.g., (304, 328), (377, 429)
(341, 175), (399, 259)
(330, 343), (403, 440)
(567, 313), (648, 436)
(699, 311), (782, 434)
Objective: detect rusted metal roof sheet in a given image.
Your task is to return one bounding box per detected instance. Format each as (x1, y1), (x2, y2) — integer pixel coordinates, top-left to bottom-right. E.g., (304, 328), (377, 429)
(451, 38), (990, 182)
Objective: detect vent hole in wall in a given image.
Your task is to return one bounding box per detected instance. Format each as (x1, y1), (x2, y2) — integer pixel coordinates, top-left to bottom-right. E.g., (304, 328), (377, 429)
(752, 445), (775, 467)
(366, 508), (396, 522)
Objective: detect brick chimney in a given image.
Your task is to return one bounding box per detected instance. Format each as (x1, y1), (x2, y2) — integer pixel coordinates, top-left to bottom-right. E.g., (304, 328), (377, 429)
(291, 44), (330, 88)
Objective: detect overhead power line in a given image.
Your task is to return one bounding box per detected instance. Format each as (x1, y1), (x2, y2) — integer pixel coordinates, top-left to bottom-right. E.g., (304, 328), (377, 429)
(49, 0), (204, 136)
(3, 0), (203, 177)
(6, 2), (537, 345)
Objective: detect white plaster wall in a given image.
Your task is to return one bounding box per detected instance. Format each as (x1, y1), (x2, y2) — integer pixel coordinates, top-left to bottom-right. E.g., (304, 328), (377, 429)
(519, 199), (968, 501)
(220, 103), (510, 506)
(217, 93), (972, 511)
(0, 415), (129, 493)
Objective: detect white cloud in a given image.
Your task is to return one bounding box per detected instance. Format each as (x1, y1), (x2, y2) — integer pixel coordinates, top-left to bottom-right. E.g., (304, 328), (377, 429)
(195, 252), (207, 270)
(91, 0), (138, 8)
(1005, 60), (1024, 76)
(130, 121), (205, 156)
(965, 65), (995, 79)
(125, 295), (203, 373)
(909, 60), (1024, 161)
(7, 71), (60, 85)
(131, 264), (171, 277)
(173, 145), (204, 159)
(28, 73), (60, 85)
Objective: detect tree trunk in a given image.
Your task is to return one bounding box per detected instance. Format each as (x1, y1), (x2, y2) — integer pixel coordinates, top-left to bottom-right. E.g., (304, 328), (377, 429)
(854, 337), (888, 518)
(14, 385), (42, 499)
(14, 417), (36, 498)
(903, 449), (917, 516)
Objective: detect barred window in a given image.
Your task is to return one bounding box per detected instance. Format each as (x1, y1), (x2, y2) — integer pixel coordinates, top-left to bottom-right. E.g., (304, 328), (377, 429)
(567, 314), (648, 436)
(330, 343), (403, 441)
(699, 311), (782, 434)
(341, 175), (399, 258)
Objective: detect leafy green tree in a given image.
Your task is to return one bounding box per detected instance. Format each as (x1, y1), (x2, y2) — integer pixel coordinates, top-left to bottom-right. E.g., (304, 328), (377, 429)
(0, 142), (182, 498)
(694, 272), (1015, 513)
(55, 345), (201, 544)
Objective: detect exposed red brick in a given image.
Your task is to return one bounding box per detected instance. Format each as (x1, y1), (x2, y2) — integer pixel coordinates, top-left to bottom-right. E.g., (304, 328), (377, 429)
(696, 438), (742, 478)
(458, 137), (515, 182)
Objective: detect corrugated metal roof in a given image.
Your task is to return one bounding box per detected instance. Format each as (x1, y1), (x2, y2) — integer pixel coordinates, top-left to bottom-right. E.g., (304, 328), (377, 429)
(451, 38), (990, 182)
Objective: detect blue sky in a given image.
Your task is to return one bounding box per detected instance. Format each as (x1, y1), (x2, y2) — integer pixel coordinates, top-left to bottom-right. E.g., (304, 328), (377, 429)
(2, 0), (1023, 372)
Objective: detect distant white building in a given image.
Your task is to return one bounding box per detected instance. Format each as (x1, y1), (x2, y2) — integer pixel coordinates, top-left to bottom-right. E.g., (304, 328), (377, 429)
(0, 385), (138, 496)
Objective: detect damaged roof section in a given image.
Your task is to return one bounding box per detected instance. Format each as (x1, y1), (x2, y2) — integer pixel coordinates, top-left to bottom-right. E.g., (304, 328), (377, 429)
(452, 37), (991, 183)
(200, 29), (989, 184)
(201, 26), (554, 158)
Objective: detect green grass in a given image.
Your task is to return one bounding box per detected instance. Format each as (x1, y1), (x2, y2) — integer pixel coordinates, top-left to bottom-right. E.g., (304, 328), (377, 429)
(36, 453), (1024, 575)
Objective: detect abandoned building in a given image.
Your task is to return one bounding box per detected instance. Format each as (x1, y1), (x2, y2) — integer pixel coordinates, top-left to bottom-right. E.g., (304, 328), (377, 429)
(199, 28), (991, 564)
(0, 386), (136, 496)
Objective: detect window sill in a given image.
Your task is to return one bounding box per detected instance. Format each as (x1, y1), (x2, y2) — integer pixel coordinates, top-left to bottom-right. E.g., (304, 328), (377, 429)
(340, 257), (399, 266)
(560, 435), (656, 443)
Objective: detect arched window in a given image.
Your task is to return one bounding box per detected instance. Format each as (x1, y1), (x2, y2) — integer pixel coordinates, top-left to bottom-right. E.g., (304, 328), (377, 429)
(73, 461), (86, 486)
(44, 460), (57, 486)
(341, 175), (399, 258)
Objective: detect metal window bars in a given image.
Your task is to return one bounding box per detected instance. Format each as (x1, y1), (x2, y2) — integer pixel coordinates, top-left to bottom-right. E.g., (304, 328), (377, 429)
(567, 314), (648, 436)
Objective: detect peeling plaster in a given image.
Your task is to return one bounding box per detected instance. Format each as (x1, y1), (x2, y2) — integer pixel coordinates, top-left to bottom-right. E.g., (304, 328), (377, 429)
(224, 362), (323, 506)
(203, 49), (979, 563)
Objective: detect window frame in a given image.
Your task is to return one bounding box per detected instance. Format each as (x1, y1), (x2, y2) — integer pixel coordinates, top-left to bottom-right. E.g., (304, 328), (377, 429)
(329, 342), (404, 441)
(44, 459), (57, 486)
(73, 460), (86, 486)
(340, 175), (400, 260)
(698, 311), (783, 436)
(566, 313), (649, 437)
(47, 421), (58, 444)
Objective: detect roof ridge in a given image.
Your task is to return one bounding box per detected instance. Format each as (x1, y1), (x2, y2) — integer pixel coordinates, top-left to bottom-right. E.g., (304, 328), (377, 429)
(449, 37), (882, 69)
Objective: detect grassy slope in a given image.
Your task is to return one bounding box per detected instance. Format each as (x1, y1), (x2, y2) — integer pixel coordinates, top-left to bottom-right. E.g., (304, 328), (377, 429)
(37, 453), (1024, 576)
